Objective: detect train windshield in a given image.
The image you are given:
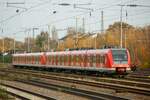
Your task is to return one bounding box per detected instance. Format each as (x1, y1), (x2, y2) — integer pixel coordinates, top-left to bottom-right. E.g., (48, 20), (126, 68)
(112, 50), (128, 64)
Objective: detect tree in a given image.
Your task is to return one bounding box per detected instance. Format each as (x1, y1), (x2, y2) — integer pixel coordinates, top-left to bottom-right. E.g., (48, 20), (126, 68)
(36, 31), (49, 51)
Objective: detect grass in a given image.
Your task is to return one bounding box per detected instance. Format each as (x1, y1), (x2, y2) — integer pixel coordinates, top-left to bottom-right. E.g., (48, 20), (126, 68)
(0, 87), (14, 100)
(0, 63), (10, 68)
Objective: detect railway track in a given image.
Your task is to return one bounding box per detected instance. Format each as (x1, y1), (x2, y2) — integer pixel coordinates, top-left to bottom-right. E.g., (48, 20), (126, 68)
(0, 67), (150, 97)
(0, 82), (56, 100)
(5, 67), (150, 83)
(15, 79), (127, 100)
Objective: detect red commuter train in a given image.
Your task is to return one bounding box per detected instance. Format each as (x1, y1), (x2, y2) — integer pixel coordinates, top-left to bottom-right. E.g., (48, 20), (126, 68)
(12, 48), (131, 75)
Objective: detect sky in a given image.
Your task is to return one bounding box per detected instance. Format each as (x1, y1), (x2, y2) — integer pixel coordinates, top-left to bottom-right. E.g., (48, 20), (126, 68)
(0, 0), (150, 41)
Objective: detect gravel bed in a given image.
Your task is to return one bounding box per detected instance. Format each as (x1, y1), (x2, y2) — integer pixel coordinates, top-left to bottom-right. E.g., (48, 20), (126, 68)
(36, 77), (150, 100)
(2, 80), (90, 100)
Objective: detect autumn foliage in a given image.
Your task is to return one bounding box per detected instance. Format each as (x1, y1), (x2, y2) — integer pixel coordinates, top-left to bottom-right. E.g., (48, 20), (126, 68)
(0, 22), (149, 68)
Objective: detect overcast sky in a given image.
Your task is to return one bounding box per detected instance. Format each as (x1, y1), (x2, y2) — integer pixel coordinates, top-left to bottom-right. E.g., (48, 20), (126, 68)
(0, 0), (150, 41)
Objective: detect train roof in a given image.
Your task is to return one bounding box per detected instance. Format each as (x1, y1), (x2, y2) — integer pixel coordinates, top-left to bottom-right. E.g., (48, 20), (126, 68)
(12, 52), (43, 56)
(12, 48), (127, 56)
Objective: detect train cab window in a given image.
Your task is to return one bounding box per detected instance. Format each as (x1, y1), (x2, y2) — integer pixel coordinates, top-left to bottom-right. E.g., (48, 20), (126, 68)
(112, 50), (128, 64)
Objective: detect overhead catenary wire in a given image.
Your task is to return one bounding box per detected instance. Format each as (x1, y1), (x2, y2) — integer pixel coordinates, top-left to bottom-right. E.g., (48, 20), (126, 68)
(2, 0), (149, 40)
(0, 0), (52, 24)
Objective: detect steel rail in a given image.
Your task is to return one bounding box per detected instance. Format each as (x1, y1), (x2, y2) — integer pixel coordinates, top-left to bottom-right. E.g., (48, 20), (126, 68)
(16, 79), (128, 100)
(1, 68), (150, 96)
(0, 83), (56, 100)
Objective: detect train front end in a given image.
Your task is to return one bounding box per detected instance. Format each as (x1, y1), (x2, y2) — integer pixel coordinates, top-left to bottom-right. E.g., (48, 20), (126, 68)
(111, 48), (131, 74)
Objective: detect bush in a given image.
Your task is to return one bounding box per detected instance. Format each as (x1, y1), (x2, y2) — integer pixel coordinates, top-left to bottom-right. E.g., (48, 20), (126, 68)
(143, 62), (150, 68)
(0, 54), (12, 63)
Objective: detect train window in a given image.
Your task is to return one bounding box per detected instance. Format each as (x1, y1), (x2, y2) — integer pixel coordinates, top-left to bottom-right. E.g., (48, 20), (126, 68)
(64, 55), (66, 62)
(71, 55), (73, 62)
(92, 55), (96, 63)
(36, 56), (38, 64)
(28, 56), (30, 63)
(58, 55), (60, 63)
(76, 55), (78, 62)
(27, 56), (29, 63)
(66, 55), (68, 63)
(87, 55), (90, 63)
(18, 56), (19, 63)
(74, 55), (76, 62)
(100, 55), (105, 64)
(61, 55), (64, 62)
(96, 55), (100, 63)
(14, 57), (15, 63)
(20, 56), (22, 63)
(59, 55), (62, 63)
(67, 55), (69, 63)
(56, 55), (58, 62)
(29, 56), (31, 63)
(80, 55), (84, 63)
(66, 55), (67, 63)
(53, 55), (56, 64)
(57, 55), (59, 63)
(68, 55), (70, 63)
(65, 55), (67, 63)
(49, 55), (51, 63)
(90, 55), (93, 63)
(78, 55), (81, 63)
